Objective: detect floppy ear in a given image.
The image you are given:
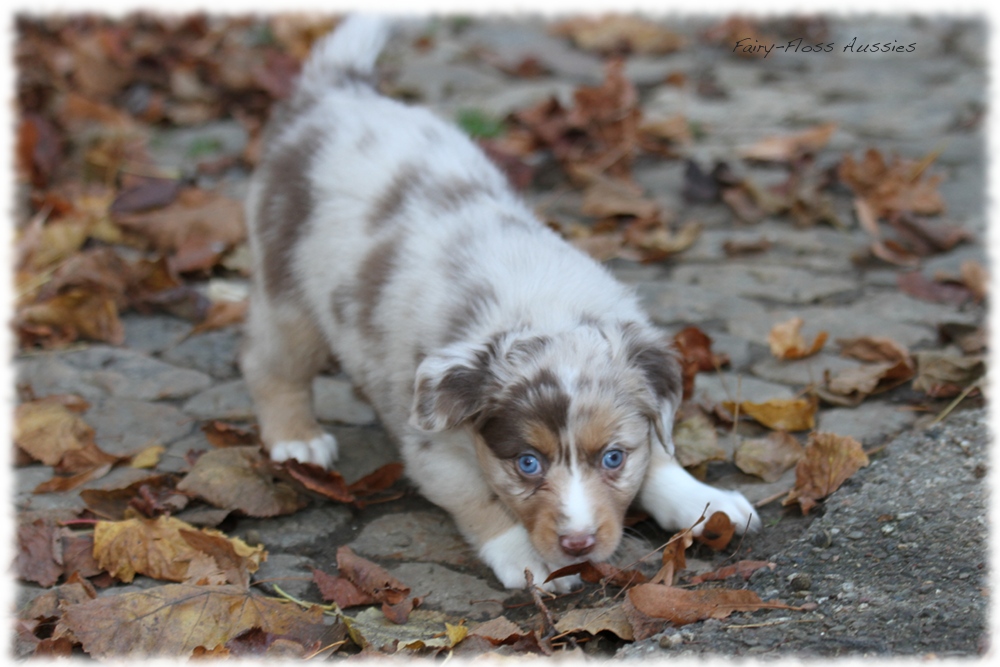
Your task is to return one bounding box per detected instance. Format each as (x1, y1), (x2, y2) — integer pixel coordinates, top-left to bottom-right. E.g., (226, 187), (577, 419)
(410, 341), (497, 432)
(620, 324), (682, 455)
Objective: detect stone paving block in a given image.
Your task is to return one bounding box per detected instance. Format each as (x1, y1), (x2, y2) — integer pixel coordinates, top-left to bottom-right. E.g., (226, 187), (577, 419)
(16, 355), (106, 403)
(636, 283), (761, 325)
(122, 314), (193, 354)
(692, 373), (795, 407)
(86, 398), (194, 456)
(55, 346), (212, 401)
(751, 353), (862, 387)
(727, 307), (933, 349)
(159, 431), (215, 474)
(817, 404), (918, 446)
(252, 553), (318, 600)
(314, 377), (377, 426)
(386, 561), (513, 620)
(349, 510), (475, 567)
(182, 377), (378, 427)
(670, 263), (858, 304)
(161, 328), (242, 380)
(235, 505), (352, 552)
(328, 425), (399, 482)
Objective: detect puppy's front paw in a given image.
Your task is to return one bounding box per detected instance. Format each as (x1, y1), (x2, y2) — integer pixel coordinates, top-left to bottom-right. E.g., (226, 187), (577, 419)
(269, 433), (339, 469)
(479, 525), (581, 593)
(641, 463), (761, 535)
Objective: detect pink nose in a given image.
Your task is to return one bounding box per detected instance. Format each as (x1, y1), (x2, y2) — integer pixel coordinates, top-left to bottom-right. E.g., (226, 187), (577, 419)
(559, 533), (596, 557)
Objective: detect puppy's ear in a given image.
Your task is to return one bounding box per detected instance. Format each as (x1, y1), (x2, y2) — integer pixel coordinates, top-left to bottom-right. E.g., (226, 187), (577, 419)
(620, 323), (682, 455)
(410, 341), (496, 432)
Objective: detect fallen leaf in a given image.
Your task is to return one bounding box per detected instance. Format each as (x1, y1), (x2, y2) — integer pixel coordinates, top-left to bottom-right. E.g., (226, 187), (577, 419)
(836, 336), (911, 364)
(768, 316), (828, 360)
(672, 410), (727, 468)
(336, 546), (410, 606)
(740, 122), (837, 162)
(201, 421), (259, 447)
(694, 511), (735, 550)
(16, 287), (125, 348)
(673, 326), (729, 400)
(93, 515), (264, 584)
(689, 560), (776, 584)
(722, 397), (817, 432)
(130, 444), (165, 469)
(783, 432), (870, 514)
(555, 604), (634, 641)
(821, 358), (915, 406)
(109, 178), (182, 215)
(898, 271), (974, 304)
(14, 399), (95, 466)
(33, 463), (114, 494)
(189, 299), (247, 335)
(735, 432), (804, 483)
(115, 187), (245, 257)
(651, 531), (692, 585)
(58, 584), (331, 659)
(469, 616), (530, 645)
(546, 560), (647, 588)
(959, 259), (988, 302)
(551, 15), (685, 55)
(347, 462), (406, 497)
(16, 519), (64, 587)
(912, 352), (985, 398)
(313, 567), (376, 608)
(580, 177), (659, 219)
(722, 236), (772, 257)
(176, 446), (307, 517)
(344, 608), (464, 653)
(628, 584), (787, 625)
(80, 474), (187, 520)
(179, 528), (262, 588)
(283, 460), (355, 504)
(838, 148), (945, 219)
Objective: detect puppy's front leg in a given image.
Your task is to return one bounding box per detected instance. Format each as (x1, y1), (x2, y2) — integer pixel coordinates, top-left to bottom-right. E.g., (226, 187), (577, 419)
(402, 433), (577, 593)
(639, 441), (761, 536)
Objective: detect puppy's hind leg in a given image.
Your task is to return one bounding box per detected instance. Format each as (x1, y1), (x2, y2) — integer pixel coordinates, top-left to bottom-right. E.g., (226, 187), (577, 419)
(241, 293), (338, 468)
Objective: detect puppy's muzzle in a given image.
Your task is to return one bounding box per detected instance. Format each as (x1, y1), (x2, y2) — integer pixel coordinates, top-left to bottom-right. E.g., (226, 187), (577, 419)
(559, 531), (597, 558)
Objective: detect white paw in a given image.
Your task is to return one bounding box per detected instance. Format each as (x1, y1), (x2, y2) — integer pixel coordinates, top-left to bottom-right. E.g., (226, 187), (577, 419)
(479, 525), (582, 593)
(641, 462), (761, 535)
(270, 433), (339, 469)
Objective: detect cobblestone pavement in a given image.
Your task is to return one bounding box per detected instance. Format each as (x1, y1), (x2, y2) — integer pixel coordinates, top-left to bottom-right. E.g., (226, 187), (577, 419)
(13, 15), (989, 658)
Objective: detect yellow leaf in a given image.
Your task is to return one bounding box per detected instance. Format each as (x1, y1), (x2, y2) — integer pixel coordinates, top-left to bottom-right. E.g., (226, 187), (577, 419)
(130, 445), (165, 469)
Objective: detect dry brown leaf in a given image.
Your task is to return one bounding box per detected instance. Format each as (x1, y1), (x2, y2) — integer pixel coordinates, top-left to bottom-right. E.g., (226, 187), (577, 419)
(554, 604), (634, 641)
(912, 351), (985, 398)
(694, 511), (735, 550)
(546, 560), (647, 588)
(176, 446), (307, 517)
(740, 122), (837, 162)
(735, 432), (804, 483)
(639, 114), (692, 147)
(628, 584), (788, 625)
(651, 531), (692, 585)
(347, 462), (406, 498)
(620, 219), (701, 263)
(551, 15), (685, 55)
(722, 397), (817, 432)
(959, 260), (988, 302)
(201, 421), (259, 448)
(689, 560), (776, 584)
(92, 515), (264, 584)
(839, 148), (946, 219)
(822, 359), (915, 405)
(16, 519), (64, 587)
(189, 299), (247, 335)
(783, 432), (870, 514)
(33, 463), (114, 494)
(16, 287), (125, 347)
(336, 546), (410, 606)
(115, 187), (245, 256)
(282, 460), (355, 504)
(313, 567), (376, 608)
(80, 474), (186, 520)
(898, 271), (974, 305)
(58, 584), (331, 659)
(469, 616), (530, 645)
(836, 336), (911, 364)
(768, 317), (828, 360)
(14, 399), (95, 466)
(580, 178), (659, 219)
(672, 410), (727, 468)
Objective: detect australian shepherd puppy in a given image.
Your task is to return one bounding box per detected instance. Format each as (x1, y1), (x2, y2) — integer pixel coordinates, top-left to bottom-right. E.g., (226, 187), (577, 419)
(241, 16), (759, 592)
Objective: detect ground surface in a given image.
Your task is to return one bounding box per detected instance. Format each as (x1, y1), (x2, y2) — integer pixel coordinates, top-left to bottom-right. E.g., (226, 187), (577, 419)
(13, 14), (990, 659)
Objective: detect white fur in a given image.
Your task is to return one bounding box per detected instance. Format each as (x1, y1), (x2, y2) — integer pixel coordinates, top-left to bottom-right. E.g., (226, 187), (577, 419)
(243, 15), (760, 591)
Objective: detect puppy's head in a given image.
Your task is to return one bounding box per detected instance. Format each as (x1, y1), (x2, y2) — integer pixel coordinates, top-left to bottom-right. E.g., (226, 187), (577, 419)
(410, 321), (681, 566)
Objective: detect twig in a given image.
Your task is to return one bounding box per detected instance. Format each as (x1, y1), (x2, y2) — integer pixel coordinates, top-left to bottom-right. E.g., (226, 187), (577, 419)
(525, 569), (557, 639)
(726, 618), (819, 630)
(929, 381), (981, 426)
(271, 584), (339, 615)
(303, 640), (348, 659)
(754, 487), (792, 508)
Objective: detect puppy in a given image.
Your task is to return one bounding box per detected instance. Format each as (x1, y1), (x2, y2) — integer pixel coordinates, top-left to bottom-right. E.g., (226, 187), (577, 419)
(241, 16), (759, 591)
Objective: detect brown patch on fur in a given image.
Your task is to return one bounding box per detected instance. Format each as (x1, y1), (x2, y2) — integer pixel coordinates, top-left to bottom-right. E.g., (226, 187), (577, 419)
(427, 179), (493, 215)
(356, 236), (402, 340)
(257, 133), (323, 298)
(368, 165), (422, 230)
(573, 403), (621, 459)
(441, 283), (499, 345)
(621, 322), (682, 406)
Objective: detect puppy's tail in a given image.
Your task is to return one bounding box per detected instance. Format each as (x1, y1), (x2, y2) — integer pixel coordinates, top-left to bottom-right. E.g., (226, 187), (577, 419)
(295, 15), (390, 100)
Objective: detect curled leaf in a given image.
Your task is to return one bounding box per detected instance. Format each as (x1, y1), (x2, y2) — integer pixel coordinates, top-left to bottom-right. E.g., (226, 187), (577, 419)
(783, 432), (870, 514)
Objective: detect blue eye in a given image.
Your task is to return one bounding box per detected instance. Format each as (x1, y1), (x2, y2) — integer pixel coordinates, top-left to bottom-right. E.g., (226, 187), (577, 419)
(517, 454), (541, 475)
(602, 449), (625, 470)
